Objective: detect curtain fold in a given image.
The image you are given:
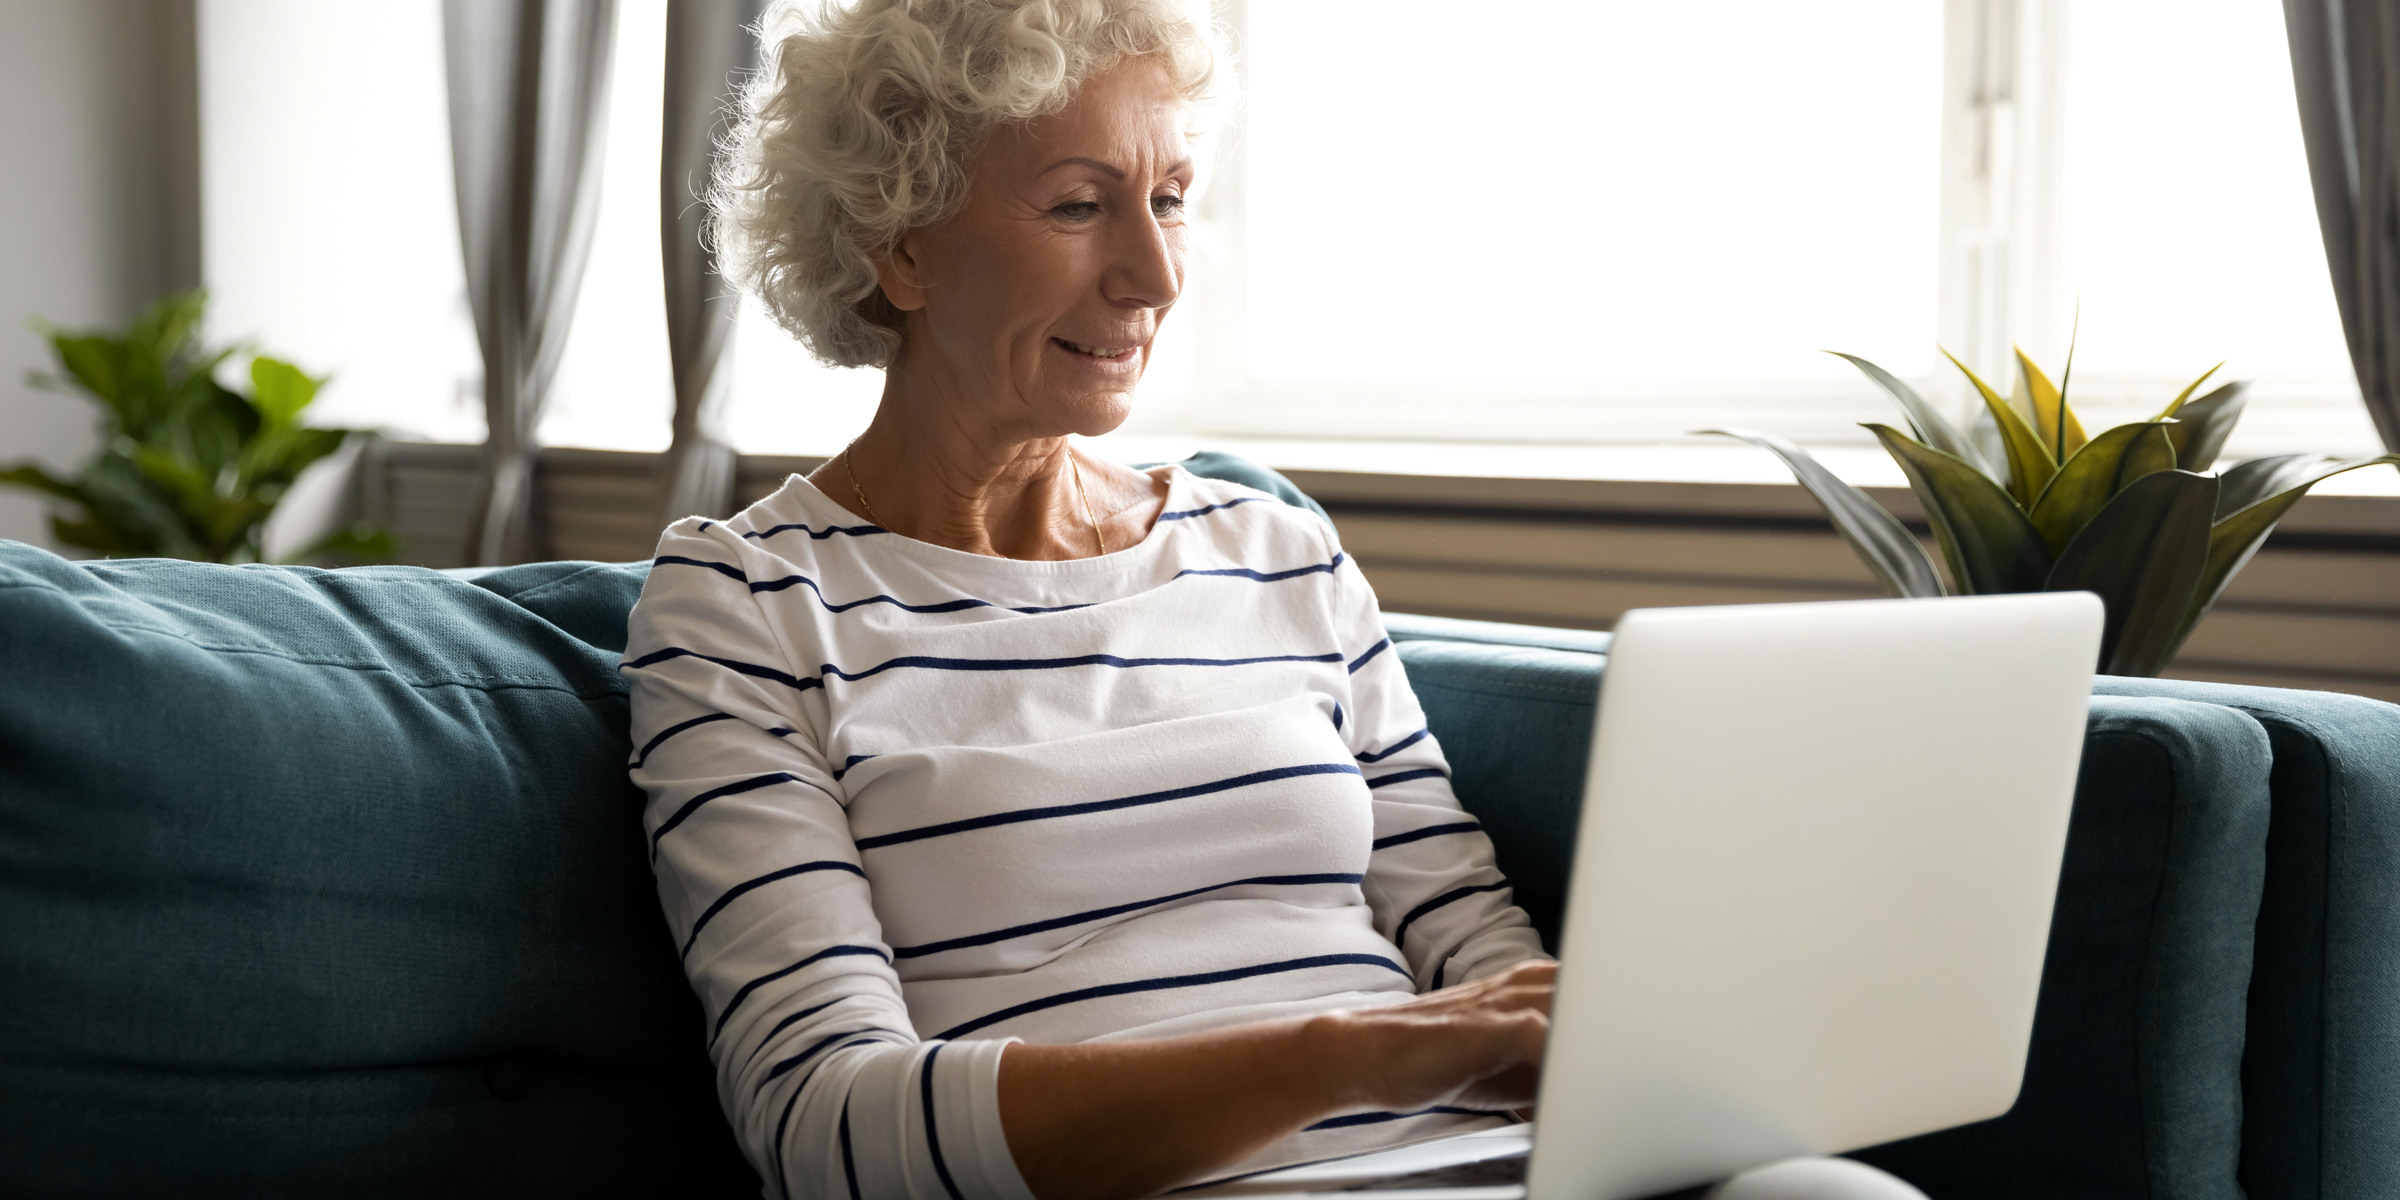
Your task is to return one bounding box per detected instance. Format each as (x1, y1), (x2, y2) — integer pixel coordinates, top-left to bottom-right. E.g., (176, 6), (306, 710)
(445, 0), (620, 566)
(658, 0), (768, 527)
(2287, 0), (2400, 450)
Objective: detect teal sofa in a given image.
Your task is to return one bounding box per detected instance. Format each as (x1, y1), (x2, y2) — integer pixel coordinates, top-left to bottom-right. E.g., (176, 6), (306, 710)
(4, 459), (2396, 1199)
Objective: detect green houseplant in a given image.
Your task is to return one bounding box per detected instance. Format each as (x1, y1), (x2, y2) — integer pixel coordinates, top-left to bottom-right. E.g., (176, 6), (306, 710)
(3, 290), (395, 564)
(1709, 348), (2399, 676)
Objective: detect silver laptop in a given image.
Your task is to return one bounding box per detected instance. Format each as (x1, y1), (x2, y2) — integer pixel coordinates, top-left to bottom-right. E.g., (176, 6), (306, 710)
(1185, 593), (2103, 1200)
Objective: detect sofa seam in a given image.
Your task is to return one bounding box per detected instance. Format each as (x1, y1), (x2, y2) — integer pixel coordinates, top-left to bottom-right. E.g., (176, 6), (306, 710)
(15, 617), (627, 701)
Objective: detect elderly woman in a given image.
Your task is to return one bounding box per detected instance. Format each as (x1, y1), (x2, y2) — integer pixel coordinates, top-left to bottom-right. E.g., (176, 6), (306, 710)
(625, 4), (1923, 1199)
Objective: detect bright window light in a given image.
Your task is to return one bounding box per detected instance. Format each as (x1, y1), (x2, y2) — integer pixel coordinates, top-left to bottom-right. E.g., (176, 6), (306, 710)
(1242, 1), (1944, 389)
(2058, 0), (2377, 458)
(199, 0), (483, 442)
(541, 0), (675, 453)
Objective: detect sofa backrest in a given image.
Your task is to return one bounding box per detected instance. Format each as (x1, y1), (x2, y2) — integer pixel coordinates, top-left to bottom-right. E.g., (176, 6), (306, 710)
(0, 545), (751, 1196)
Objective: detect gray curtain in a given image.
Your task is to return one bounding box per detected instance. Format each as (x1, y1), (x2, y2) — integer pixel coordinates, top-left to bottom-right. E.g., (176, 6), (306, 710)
(2287, 0), (2400, 450)
(445, 0), (619, 565)
(658, 0), (768, 527)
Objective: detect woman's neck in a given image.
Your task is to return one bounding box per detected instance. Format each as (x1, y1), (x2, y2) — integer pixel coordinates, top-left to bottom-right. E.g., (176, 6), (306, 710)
(809, 372), (1165, 560)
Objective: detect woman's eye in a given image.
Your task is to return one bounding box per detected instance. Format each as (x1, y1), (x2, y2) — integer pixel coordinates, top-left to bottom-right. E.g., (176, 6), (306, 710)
(1151, 194), (1187, 219)
(1051, 201), (1101, 222)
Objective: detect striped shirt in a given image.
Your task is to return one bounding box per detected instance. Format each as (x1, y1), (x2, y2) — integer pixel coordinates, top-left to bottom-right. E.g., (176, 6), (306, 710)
(624, 464), (1546, 1199)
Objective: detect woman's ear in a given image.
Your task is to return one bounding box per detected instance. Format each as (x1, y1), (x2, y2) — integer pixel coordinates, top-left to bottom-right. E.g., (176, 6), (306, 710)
(874, 232), (930, 312)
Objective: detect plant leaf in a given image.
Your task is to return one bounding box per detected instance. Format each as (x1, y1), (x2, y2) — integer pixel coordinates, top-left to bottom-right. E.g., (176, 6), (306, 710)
(1944, 348), (2057, 507)
(2153, 362), (2225, 421)
(2159, 454), (2400, 665)
(2216, 453), (2342, 518)
(2044, 469), (2217, 676)
(1826, 351), (1992, 478)
(288, 523), (400, 565)
(2162, 381), (2251, 472)
(248, 357), (320, 429)
(2026, 421), (2179, 556)
(1867, 423), (2051, 594)
(2015, 347), (2089, 461)
(1699, 428), (1945, 598)
(0, 464), (95, 507)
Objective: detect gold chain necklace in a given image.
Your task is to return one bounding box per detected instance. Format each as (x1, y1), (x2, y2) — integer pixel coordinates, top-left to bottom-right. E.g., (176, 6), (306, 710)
(842, 443), (1108, 558)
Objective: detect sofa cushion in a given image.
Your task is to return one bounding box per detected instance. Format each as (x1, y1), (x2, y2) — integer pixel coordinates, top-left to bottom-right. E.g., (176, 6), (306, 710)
(0, 543), (751, 1197)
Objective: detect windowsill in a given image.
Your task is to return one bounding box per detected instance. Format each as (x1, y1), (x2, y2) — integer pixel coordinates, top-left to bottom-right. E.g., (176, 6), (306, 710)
(398, 432), (2400, 540)
(1073, 433), (2400, 538)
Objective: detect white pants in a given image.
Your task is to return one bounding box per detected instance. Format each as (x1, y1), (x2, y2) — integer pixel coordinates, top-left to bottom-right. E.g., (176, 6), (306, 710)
(1698, 1157), (1930, 1200)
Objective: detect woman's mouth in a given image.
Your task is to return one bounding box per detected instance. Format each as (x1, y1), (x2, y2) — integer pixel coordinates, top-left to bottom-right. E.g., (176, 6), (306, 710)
(1052, 337), (1137, 361)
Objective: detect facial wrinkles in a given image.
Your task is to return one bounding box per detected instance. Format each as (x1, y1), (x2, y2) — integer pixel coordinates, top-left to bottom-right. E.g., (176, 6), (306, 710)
(903, 59), (1196, 442)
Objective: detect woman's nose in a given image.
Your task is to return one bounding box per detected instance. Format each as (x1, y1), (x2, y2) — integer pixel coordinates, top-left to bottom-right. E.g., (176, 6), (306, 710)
(1103, 210), (1182, 311)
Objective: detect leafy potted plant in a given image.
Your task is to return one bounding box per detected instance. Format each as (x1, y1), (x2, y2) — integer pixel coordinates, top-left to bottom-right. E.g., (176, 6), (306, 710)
(1708, 348), (2398, 676)
(3, 290), (395, 564)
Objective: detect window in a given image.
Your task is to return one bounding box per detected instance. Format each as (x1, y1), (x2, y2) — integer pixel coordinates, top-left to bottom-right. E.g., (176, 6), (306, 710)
(203, 0), (2385, 467)
(2051, 0), (2371, 459)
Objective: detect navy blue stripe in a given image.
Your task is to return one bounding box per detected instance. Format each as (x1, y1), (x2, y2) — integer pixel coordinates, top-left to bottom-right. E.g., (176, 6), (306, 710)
(922, 1045), (968, 1200)
(746, 569), (1093, 615)
(1429, 937), (1471, 990)
(773, 1087), (800, 1199)
(821, 650), (1344, 686)
(744, 521), (887, 540)
(1393, 881), (1513, 948)
(1348, 637), (1392, 674)
(714, 944), (891, 1043)
(624, 646), (815, 691)
(932, 953), (1409, 1041)
(630, 647), (1342, 695)
(1372, 821), (1482, 851)
(742, 998), (843, 1072)
(654, 554), (747, 583)
(1366, 767), (1447, 790)
(652, 773), (811, 857)
(767, 1032), (886, 1198)
(1356, 728), (1430, 763)
(1331, 703), (1344, 731)
(765, 1026), (896, 1081)
(893, 873), (1364, 960)
(857, 763), (1363, 852)
(831, 754), (877, 781)
(1158, 496), (1268, 521)
(1303, 1105), (1513, 1132)
(839, 1101), (862, 1200)
(683, 861), (867, 958)
(1168, 553), (1344, 584)
(631, 711), (738, 768)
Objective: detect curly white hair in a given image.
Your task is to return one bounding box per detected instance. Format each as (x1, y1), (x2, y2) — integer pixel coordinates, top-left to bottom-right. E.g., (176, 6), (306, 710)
(711, 0), (1234, 370)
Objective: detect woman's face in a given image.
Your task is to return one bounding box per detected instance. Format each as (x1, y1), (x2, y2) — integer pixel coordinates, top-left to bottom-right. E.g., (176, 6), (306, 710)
(876, 57), (1193, 440)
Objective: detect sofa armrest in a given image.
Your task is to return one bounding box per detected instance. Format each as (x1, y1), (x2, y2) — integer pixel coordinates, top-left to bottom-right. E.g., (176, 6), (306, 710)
(2091, 676), (2400, 1200)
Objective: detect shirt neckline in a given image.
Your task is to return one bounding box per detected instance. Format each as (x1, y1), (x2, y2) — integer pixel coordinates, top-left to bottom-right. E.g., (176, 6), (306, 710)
(772, 463), (1194, 578)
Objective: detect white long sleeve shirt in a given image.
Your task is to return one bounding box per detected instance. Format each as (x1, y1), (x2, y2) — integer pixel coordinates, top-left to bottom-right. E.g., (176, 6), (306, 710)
(623, 465), (1547, 1199)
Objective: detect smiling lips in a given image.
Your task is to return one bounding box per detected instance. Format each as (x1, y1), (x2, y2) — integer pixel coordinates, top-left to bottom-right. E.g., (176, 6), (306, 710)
(1053, 337), (1137, 361)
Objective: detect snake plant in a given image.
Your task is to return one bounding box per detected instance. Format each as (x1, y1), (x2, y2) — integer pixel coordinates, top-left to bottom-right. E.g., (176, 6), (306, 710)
(1707, 349), (2400, 676)
(3, 290), (395, 564)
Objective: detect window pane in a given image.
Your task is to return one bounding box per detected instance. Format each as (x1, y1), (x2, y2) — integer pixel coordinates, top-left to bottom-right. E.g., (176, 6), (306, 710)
(200, 0), (483, 441)
(2059, 0), (2378, 459)
(541, 0), (674, 452)
(1242, 0), (1944, 390)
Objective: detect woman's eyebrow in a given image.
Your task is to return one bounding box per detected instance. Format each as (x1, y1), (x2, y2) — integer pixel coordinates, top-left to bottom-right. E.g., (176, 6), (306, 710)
(1038, 156), (1193, 179)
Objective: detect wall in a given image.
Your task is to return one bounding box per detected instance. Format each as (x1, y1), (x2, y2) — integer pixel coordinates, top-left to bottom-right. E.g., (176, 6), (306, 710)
(0, 0), (199, 550)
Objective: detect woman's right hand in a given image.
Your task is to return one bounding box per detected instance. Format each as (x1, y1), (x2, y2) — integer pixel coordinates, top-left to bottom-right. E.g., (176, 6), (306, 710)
(1309, 959), (1556, 1116)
